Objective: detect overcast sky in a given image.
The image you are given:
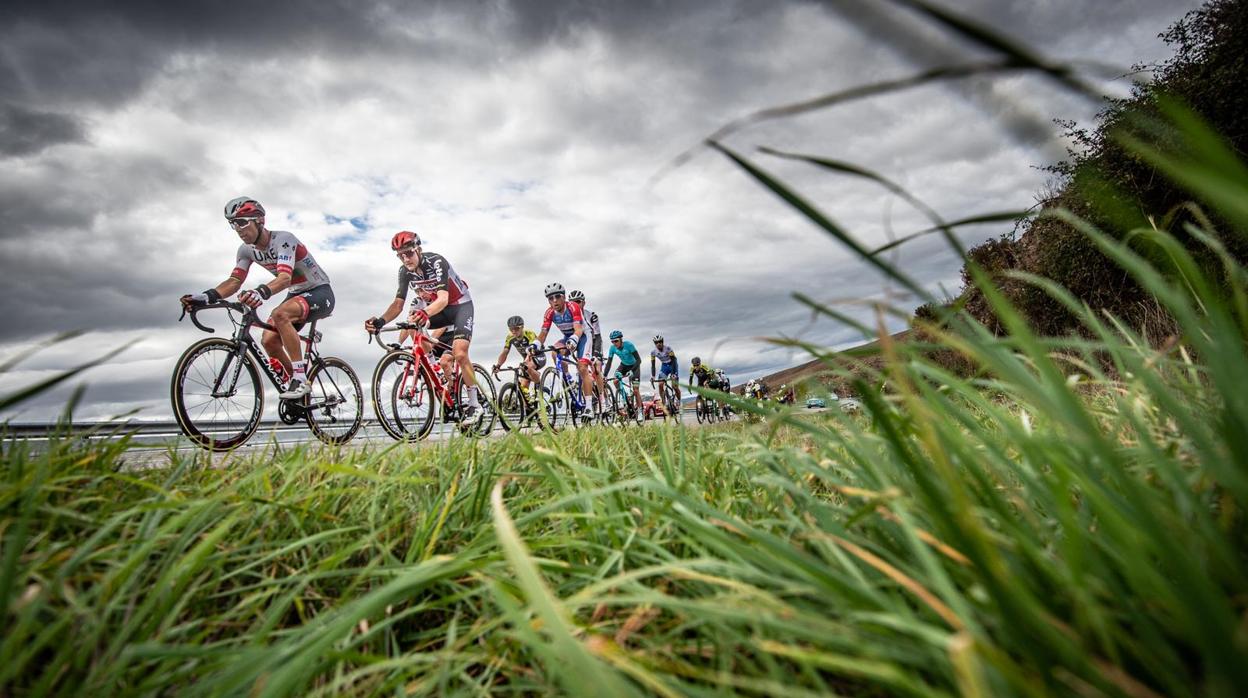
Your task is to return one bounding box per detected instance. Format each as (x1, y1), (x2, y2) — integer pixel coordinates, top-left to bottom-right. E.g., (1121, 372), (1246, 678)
(0, 0), (1202, 421)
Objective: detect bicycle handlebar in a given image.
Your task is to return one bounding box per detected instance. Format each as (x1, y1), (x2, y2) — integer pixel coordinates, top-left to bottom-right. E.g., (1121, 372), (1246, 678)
(180, 300), (275, 334)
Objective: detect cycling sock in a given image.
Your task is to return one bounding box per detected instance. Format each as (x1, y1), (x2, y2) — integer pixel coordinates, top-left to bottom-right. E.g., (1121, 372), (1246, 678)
(468, 385), (479, 407)
(292, 360), (306, 379)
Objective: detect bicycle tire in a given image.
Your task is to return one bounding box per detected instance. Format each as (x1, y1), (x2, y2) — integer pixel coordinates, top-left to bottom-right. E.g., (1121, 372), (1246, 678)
(304, 356), (364, 445)
(458, 363), (497, 437)
(171, 337), (264, 451)
(371, 350), (435, 441)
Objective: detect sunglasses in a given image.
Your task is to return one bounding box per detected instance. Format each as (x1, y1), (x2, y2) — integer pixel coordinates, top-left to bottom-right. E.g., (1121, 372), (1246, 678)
(229, 218), (258, 230)
(611, 338), (623, 343)
(396, 248), (419, 259)
(547, 293), (565, 301)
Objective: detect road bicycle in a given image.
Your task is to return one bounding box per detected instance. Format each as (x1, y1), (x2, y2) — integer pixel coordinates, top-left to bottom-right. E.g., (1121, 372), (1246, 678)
(369, 322), (496, 440)
(493, 364), (557, 432)
(538, 345), (600, 429)
(651, 373), (682, 423)
(695, 392), (719, 424)
(171, 300), (363, 451)
(606, 372), (644, 426)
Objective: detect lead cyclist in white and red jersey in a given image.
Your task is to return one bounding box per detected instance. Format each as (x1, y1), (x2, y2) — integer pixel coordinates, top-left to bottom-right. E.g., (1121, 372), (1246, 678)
(535, 282), (598, 414)
(180, 196), (334, 399)
(364, 231), (483, 423)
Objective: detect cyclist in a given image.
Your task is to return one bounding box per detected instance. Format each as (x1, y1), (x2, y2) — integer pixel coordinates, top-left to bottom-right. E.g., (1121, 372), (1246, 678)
(364, 231), (483, 424)
(649, 334), (681, 406)
(602, 329), (642, 416)
(714, 368), (731, 395)
(690, 356), (723, 415)
(568, 289), (605, 400)
(535, 282), (596, 416)
(493, 315), (544, 399)
(181, 196), (333, 399)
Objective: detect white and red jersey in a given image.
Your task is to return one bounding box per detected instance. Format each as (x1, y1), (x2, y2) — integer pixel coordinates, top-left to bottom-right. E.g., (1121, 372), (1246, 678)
(231, 230), (330, 293)
(395, 251), (472, 307)
(542, 301), (584, 338)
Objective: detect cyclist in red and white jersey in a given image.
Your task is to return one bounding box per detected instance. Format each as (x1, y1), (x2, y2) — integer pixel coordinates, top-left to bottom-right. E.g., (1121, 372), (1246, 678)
(535, 282), (596, 413)
(180, 196), (334, 399)
(364, 231), (483, 423)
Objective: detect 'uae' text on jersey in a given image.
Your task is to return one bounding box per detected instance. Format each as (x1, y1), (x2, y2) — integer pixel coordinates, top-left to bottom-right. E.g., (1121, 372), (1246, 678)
(231, 230), (331, 293)
(395, 251), (472, 307)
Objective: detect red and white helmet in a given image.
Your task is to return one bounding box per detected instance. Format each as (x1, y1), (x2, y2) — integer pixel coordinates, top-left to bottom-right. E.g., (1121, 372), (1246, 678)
(224, 196), (265, 220)
(391, 230), (421, 251)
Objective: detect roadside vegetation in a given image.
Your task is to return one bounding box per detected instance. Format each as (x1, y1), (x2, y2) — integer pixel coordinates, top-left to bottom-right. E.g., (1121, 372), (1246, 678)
(4, 1), (1248, 695)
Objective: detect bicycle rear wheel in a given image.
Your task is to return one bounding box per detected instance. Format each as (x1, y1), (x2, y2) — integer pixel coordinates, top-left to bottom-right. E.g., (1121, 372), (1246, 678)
(171, 338), (264, 451)
(457, 364), (497, 437)
(304, 356), (363, 445)
(371, 350), (435, 441)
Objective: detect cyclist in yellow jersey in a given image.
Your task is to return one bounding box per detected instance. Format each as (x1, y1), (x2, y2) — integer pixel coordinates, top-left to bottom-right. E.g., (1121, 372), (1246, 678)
(493, 315), (544, 393)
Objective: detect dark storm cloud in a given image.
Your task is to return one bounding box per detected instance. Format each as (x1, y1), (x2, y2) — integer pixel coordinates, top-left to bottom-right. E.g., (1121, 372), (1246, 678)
(0, 103), (87, 156)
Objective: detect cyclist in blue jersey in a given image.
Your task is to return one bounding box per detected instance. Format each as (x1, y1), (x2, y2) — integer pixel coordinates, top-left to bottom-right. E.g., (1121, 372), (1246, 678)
(603, 329), (642, 412)
(649, 334), (682, 405)
(535, 282), (597, 413)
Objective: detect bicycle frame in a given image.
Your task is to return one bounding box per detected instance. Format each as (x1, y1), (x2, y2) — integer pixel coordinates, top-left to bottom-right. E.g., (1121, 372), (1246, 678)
(182, 301), (334, 407)
(543, 346), (587, 413)
(373, 324), (465, 416)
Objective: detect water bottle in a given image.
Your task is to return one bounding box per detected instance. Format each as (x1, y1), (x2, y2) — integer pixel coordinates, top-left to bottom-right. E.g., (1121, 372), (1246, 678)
(268, 357), (289, 384)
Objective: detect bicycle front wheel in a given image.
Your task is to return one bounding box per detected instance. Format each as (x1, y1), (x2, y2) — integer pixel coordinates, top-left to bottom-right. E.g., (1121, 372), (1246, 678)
(496, 382), (526, 432)
(371, 351), (435, 441)
(539, 367), (568, 431)
(305, 356), (363, 445)
(171, 338), (264, 451)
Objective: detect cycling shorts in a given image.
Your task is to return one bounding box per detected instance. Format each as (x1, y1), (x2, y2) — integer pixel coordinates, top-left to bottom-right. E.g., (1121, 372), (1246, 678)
(615, 363), (641, 382)
(657, 361), (678, 380)
(430, 301), (474, 342)
(283, 284), (335, 330)
(555, 333), (590, 364)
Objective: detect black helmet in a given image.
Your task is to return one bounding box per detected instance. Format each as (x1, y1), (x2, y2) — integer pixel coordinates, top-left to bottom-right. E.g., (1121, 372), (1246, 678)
(691, 357), (701, 366)
(507, 315), (525, 329)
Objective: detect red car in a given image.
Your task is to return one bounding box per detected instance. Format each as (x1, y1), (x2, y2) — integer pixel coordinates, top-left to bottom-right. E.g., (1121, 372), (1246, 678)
(642, 394), (666, 420)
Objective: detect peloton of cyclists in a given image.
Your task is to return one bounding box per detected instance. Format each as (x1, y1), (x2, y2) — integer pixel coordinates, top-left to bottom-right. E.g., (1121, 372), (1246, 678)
(602, 329), (643, 414)
(181, 196), (334, 400)
(649, 334), (682, 405)
(493, 315), (545, 402)
(535, 282), (598, 416)
(363, 231), (483, 424)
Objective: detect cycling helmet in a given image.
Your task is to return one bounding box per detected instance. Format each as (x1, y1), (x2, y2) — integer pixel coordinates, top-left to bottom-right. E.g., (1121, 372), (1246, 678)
(224, 196), (265, 220)
(609, 330), (623, 341)
(652, 334), (664, 344)
(691, 357), (701, 366)
(544, 282), (565, 298)
(507, 315), (525, 329)
(569, 290), (585, 303)
(391, 230), (420, 251)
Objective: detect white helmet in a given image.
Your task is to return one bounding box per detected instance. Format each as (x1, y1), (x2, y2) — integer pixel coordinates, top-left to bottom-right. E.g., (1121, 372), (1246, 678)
(652, 334), (664, 343)
(544, 282), (565, 298)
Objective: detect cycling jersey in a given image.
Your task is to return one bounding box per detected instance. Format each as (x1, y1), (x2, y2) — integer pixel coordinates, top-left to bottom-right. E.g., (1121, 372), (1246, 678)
(651, 344), (676, 365)
(504, 329), (538, 354)
(606, 340), (640, 367)
(691, 365), (718, 386)
(541, 301), (584, 337)
(395, 251), (472, 307)
(231, 230), (330, 293)
(580, 306), (601, 337)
